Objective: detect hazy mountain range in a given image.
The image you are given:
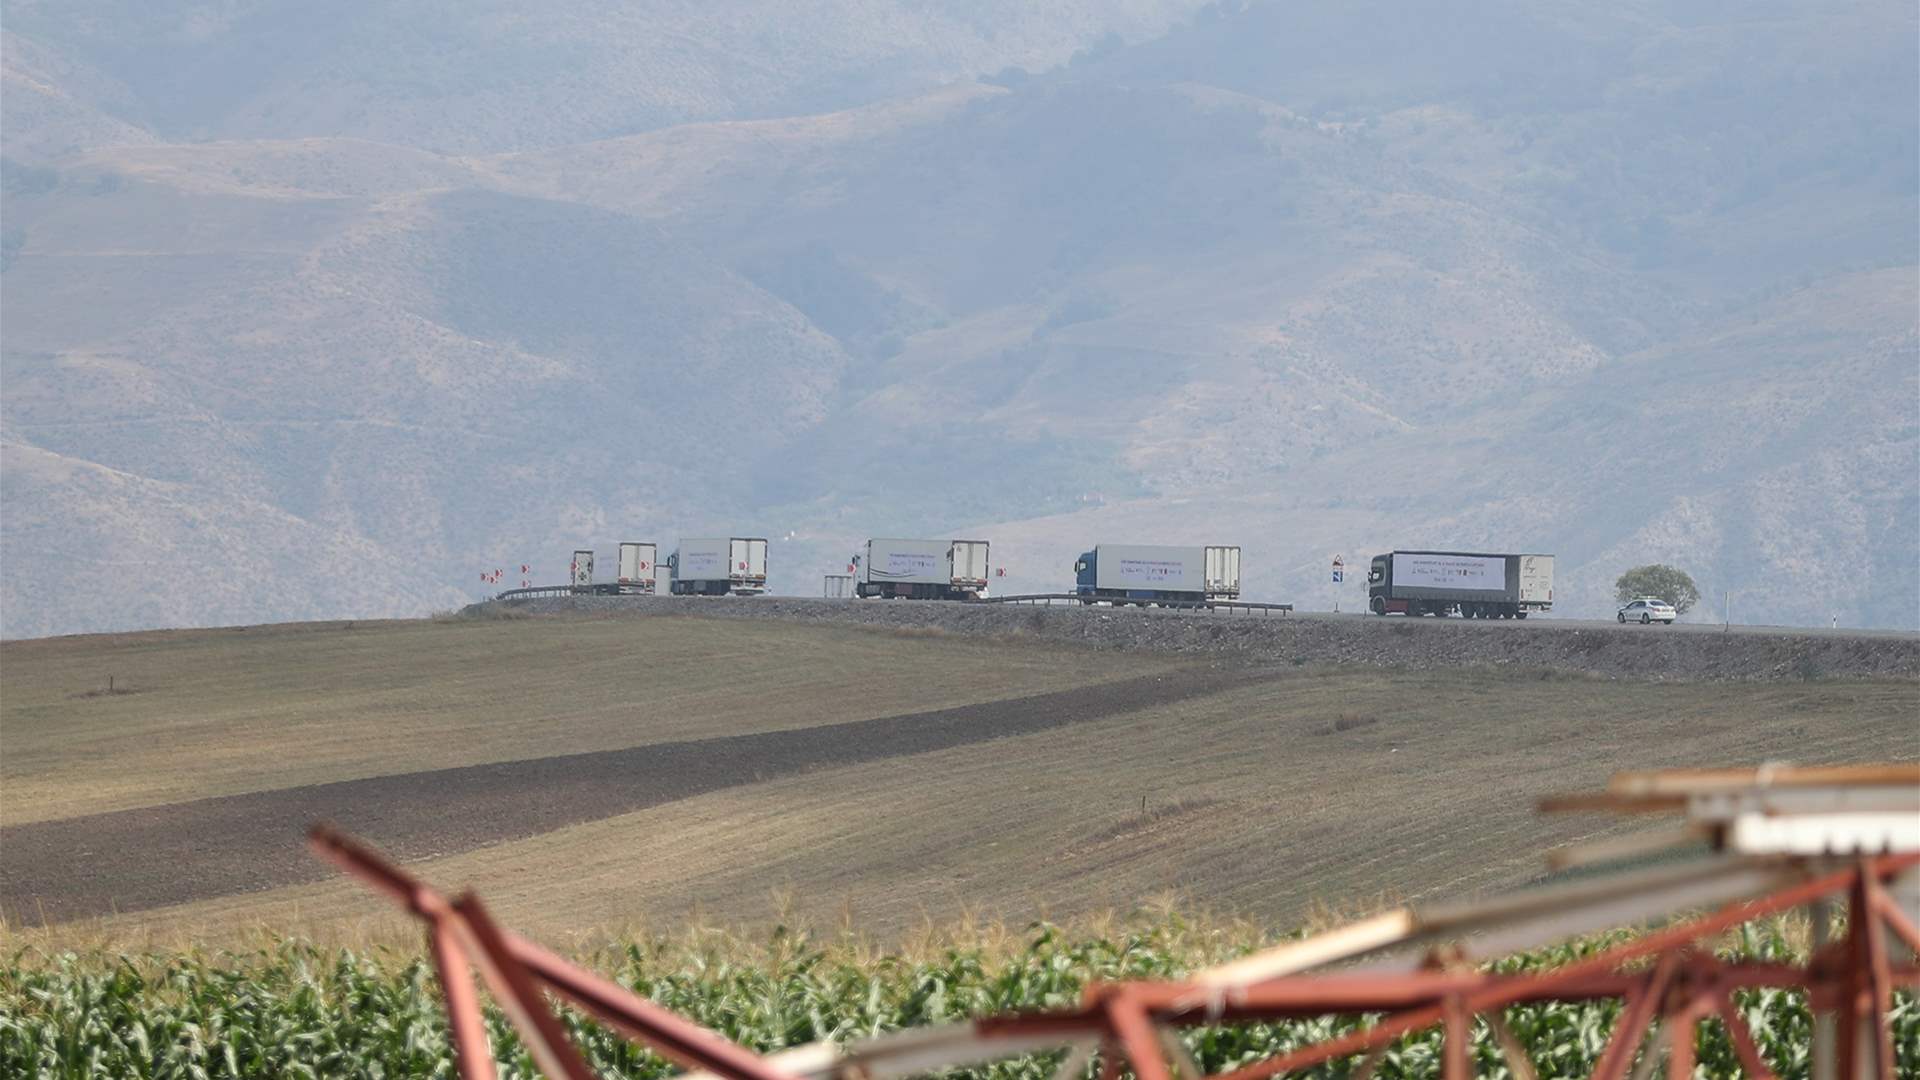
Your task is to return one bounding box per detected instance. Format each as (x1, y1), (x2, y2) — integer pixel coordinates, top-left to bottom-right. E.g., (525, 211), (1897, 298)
(3, 0), (1915, 637)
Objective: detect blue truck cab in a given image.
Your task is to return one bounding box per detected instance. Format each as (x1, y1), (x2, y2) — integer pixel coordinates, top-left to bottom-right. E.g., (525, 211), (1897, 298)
(1073, 550), (1100, 596)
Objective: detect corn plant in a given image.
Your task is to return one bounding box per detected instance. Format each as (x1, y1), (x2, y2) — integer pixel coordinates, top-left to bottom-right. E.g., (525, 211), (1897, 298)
(2, 918), (1910, 1079)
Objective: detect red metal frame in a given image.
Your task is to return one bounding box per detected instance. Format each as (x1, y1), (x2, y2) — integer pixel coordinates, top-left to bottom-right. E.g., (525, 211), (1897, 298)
(309, 827), (1915, 1079)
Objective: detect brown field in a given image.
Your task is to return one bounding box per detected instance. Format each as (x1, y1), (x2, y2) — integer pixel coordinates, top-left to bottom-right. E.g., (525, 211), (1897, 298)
(0, 614), (1169, 826)
(2, 611), (1914, 948)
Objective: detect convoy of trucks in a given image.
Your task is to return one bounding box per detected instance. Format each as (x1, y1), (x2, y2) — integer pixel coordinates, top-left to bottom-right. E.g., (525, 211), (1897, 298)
(1073, 544), (1241, 604)
(853, 538), (991, 600)
(666, 537), (768, 596)
(1365, 550), (1554, 618)
(546, 538), (1571, 620)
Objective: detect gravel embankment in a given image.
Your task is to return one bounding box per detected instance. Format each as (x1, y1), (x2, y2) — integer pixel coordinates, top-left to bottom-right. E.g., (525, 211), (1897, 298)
(470, 595), (1919, 682)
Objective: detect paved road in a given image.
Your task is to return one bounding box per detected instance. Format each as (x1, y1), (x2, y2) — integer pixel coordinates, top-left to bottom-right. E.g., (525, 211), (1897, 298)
(1273, 610), (1919, 640)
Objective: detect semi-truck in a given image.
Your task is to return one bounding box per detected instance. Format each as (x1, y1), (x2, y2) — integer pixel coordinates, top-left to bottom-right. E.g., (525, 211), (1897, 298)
(666, 537), (768, 596)
(617, 541), (658, 595)
(852, 538), (990, 600)
(1366, 550), (1554, 618)
(1073, 544), (1241, 604)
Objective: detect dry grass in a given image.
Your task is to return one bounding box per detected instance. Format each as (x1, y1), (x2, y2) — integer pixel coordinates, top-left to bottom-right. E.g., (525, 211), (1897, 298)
(20, 665), (1912, 952)
(0, 614), (1173, 826)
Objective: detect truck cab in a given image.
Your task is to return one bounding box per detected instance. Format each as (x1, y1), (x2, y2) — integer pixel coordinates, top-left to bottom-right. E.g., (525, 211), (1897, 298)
(1073, 550), (1099, 595)
(1367, 555), (1393, 614)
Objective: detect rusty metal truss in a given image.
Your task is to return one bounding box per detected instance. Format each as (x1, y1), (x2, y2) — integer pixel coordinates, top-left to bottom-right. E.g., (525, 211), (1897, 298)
(310, 762), (1920, 1079)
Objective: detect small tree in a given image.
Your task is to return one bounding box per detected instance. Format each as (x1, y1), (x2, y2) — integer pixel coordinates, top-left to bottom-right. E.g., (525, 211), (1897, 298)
(1615, 564), (1701, 615)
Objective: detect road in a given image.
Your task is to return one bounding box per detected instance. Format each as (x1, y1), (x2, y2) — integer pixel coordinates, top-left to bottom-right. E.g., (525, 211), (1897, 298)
(1276, 610), (1919, 640)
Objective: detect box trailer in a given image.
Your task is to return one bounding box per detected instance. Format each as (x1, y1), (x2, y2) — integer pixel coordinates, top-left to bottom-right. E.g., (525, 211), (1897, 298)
(1073, 544), (1241, 604)
(1366, 550), (1554, 618)
(667, 537), (768, 596)
(617, 541), (658, 595)
(853, 538), (991, 600)
(570, 550), (594, 590)
(823, 574), (854, 599)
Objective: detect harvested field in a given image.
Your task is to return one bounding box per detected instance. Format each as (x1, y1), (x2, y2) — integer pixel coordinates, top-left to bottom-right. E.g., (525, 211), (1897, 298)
(0, 668), (1254, 925)
(3, 607), (1910, 948)
(0, 615), (1169, 826)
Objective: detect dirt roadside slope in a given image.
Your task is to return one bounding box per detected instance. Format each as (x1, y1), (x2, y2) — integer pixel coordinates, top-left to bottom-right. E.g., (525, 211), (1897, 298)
(481, 595), (1920, 681)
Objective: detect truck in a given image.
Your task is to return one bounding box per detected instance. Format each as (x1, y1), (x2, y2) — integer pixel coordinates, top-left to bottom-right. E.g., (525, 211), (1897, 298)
(666, 537), (768, 596)
(570, 549), (595, 590)
(1073, 544), (1241, 604)
(1365, 550), (1554, 618)
(852, 538), (991, 600)
(616, 541), (658, 595)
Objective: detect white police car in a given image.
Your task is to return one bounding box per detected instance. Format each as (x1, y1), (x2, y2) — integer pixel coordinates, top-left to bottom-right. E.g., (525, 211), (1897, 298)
(1617, 597), (1677, 624)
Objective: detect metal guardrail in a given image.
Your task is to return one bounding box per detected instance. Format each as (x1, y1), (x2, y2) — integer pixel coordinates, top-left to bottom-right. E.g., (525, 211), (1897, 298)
(971, 592), (1292, 614)
(491, 584), (572, 599)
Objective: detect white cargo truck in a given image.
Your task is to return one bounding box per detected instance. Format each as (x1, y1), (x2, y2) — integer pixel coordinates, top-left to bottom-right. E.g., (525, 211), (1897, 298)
(570, 549), (594, 590)
(1366, 550), (1554, 618)
(853, 538), (991, 600)
(617, 541), (658, 595)
(667, 537), (768, 596)
(1072, 544), (1241, 604)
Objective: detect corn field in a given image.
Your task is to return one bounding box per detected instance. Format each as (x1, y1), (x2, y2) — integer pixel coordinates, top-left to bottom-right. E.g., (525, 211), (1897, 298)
(2, 918), (1912, 1078)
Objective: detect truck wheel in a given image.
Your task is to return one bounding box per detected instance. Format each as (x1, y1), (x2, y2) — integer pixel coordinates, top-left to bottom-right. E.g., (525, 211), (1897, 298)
(1370, 596), (1386, 615)
(1515, 611), (1527, 620)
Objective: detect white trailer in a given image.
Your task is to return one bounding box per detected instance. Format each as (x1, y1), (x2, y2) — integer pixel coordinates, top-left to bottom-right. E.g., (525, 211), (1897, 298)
(617, 541), (658, 595)
(823, 574), (854, 599)
(854, 538), (991, 600)
(1074, 544), (1241, 603)
(1518, 554), (1555, 609)
(669, 537), (768, 596)
(570, 550), (594, 590)
(1205, 546), (1241, 598)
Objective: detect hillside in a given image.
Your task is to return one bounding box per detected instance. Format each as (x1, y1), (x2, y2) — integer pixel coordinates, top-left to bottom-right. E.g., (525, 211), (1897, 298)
(2, 0), (1916, 637)
(0, 1), (1211, 154)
